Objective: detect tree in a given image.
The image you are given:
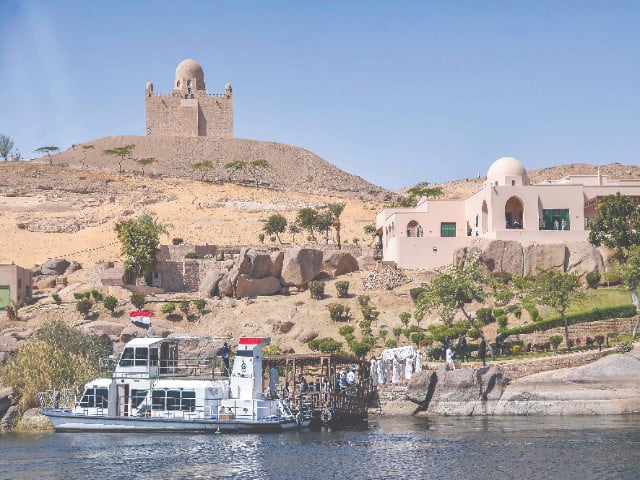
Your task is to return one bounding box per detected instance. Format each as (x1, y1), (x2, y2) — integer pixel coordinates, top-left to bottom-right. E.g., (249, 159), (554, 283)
(192, 298), (206, 317)
(327, 202), (347, 249)
(130, 293), (146, 310)
(588, 193), (640, 264)
(103, 144), (135, 173)
(393, 182), (443, 208)
(35, 146), (60, 165)
(288, 223), (301, 244)
(224, 159), (270, 188)
(115, 214), (167, 280)
(0, 134), (14, 161)
(414, 251), (487, 326)
(136, 157), (156, 175)
(262, 214), (287, 243)
(314, 210), (334, 244)
(191, 160), (213, 181)
(614, 245), (640, 337)
(179, 301), (190, 318)
(296, 208), (318, 241)
(103, 295), (118, 315)
(76, 298), (93, 318)
(527, 271), (584, 349)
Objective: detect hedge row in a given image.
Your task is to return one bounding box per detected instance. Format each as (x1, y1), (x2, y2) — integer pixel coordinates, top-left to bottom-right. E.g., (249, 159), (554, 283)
(501, 304), (637, 336)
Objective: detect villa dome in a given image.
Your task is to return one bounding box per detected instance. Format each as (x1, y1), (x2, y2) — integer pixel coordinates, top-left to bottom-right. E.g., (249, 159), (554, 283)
(486, 156), (529, 186)
(174, 59), (205, 90)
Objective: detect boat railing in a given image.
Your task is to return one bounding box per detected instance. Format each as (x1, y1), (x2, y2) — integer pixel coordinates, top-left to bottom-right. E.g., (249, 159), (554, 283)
(100, 356), (219, 379)
(38, 388), (78, 410)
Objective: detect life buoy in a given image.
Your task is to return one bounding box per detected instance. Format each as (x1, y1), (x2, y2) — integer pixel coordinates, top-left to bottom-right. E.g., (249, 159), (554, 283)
(146, 409), (151, 417)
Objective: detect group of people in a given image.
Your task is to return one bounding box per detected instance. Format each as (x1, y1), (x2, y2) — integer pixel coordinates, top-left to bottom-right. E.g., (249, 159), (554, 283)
(369, 351), (423, 385)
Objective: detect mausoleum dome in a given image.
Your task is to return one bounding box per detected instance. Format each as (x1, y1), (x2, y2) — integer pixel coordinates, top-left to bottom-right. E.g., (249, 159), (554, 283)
(486, 156), (529, 186)
(175, 59), (205, 90)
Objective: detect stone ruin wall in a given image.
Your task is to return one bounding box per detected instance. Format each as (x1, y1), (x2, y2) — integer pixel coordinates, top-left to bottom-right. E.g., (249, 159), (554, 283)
(145, 94), (233, 138)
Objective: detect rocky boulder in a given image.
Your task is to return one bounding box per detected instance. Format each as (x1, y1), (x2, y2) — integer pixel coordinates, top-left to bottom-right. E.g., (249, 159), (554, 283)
(238, 248), (282, 279)
(322, 251), (359, 276)
(218, 266), (240, 297)
(82, 321), (126, 340)
(0, 387), (14, 420)
(34, 275), (57, 290)
(566, 241), (605, 277)
(40, 258), (70, 276)
(280, 247), (323, 287)
(199, 270), (226, 297)
(235, 275), (281, 298)
(523, 243), (566, 276)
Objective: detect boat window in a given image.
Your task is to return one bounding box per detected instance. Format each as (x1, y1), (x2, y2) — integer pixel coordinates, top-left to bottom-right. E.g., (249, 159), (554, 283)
(150, 347), (159, 367)
(79, 387), (109, 408)
(119, 347), (135, 367)
(166, 390), (181, 411)
(135, 348), (149, 367)
(131, 389), (148, 409)
(152, 390), (166, 411)
(182, 391), (196, 411)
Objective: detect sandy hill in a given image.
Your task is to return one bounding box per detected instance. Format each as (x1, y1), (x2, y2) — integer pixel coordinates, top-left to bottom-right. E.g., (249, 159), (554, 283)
(49, 136), (391, 202)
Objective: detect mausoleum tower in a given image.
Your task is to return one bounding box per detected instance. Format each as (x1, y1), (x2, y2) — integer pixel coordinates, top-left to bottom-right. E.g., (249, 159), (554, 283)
(145, 58), (233, 138)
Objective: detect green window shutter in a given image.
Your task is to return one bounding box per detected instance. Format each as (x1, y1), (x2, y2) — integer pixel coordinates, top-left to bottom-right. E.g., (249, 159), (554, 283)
(440, 222), (456, 237)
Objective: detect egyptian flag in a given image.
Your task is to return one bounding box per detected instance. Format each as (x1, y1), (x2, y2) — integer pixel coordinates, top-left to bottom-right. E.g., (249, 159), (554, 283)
(130, 311), (152, 329)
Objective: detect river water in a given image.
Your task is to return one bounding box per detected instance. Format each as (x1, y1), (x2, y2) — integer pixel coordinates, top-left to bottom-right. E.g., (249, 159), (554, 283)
(1, 415), (639, 479)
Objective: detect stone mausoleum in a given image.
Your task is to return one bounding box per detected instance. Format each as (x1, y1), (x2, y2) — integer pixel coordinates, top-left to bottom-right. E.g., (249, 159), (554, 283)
(376, 156), (640, 270)
(145, 59), (233, 138)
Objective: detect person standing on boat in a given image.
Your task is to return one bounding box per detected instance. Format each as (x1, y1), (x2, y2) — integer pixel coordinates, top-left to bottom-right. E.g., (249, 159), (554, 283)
(346, 366), (356, 386)
(415, 350), (423, 373)
(392, 355), (400, 383)
(221, 342), (231, 376)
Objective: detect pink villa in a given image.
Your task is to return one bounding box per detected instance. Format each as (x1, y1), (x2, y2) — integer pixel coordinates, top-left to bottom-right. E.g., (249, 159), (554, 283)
(375, 157), (640, 270)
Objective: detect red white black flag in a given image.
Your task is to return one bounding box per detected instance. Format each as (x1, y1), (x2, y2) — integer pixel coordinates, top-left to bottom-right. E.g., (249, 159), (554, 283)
(130, 310), (152, 329)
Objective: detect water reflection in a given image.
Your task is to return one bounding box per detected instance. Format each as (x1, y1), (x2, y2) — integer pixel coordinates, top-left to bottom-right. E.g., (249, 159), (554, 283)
(1, 415), (639, 479)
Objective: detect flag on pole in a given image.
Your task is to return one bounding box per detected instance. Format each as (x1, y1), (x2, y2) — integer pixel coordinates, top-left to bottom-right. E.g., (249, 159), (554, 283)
(130, 311), (152, 329)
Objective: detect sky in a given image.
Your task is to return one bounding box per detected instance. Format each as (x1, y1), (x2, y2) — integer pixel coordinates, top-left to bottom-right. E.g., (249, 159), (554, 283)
(0, 1), (638, 190)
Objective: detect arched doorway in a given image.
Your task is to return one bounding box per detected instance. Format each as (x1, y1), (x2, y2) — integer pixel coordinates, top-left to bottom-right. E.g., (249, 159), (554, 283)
(406, 220), (422, 237)
(481, 200), (488, 233)
(505, 196), (524, 229)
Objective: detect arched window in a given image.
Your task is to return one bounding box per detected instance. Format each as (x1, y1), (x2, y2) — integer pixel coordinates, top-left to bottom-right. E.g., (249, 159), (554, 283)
(505, 196), (524, 229)
(406, 220), (421, 237)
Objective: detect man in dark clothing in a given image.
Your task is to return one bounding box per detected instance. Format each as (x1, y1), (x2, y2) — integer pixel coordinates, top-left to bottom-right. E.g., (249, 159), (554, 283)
(479, 336), (487, 366)
(221, 342), (231, 376)
(458, 334), (469, 362)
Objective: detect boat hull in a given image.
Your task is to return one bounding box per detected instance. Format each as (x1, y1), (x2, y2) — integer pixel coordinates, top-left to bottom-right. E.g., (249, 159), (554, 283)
(43, 409), (299, 433)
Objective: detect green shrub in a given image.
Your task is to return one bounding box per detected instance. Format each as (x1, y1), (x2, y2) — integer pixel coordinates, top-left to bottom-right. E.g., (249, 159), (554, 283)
(328, 303), (345, 322)
(258, 233), (265, 244)
(130, 293), (146, 310)
(192, 298), (206, 316)
(409, 287), (427, 304)
(410, 332), (427, 347)
(90, 289), (103, 302)
(392, 327), (403, 339)
(84, 291), (91, 299)
(76, 298), (93, 318)
(385, 339), (398, 349)
(335, 281), (350, 298)
(349, 336), (375, 357)
(513, 307), (522, 320)
(476, 308), (494, 325)
(73, 292), (85, 300)
(338, 325), (355, 337)
(502, 304), (637, 336)
(0, 319), (110, 411)
(496, 315), (508, 329)
(179, 301), (190, 317)
(467, 327), (481, 339)
(161, 302), (176, 315)
(549, 334), (563, 351)
(378, 328), (388, 340)
(308, 280), (325, 300)
(262, 344), (281, 356)
(103, 295), (118, 314)
(308, 337), (342, 353)
(586, 272), (601, 289)
(51, 293), (62, 305)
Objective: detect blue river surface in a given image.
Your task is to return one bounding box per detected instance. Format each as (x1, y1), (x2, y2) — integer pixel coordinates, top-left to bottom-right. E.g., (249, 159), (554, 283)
(1, 414), (639, 480)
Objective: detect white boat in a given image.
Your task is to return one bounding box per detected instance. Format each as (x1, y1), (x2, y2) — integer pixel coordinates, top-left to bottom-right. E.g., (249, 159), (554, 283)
(39, 337), (308, 432)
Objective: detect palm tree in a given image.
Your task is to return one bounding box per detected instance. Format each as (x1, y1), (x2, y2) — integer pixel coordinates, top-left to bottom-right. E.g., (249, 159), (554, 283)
(328, 202), (346, 249)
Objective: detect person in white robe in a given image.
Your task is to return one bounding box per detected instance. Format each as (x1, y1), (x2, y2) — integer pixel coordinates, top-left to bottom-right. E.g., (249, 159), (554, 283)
(404, 355), (413, 381)
(392, 355), (400, 383)
(446, 346), (455, 370)
(415, 350), (423, 373)
(377, 358), (386, 385)
(370, 357), (378, 386)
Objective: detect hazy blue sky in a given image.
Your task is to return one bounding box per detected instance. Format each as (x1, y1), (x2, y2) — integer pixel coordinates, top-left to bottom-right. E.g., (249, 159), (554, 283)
(1, 1), (638, 189)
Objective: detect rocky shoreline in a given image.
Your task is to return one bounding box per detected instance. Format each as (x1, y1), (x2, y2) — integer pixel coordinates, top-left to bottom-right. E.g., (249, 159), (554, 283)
(374, 343), (640, 417)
